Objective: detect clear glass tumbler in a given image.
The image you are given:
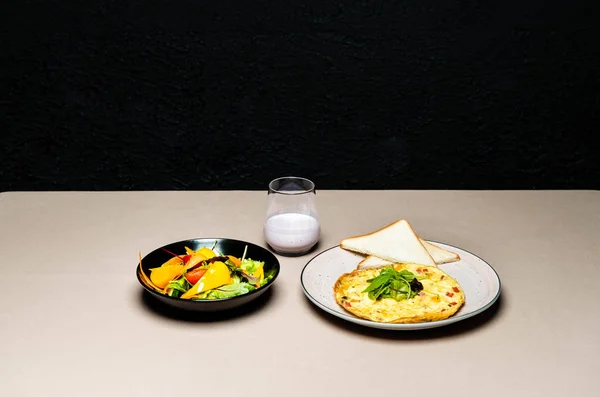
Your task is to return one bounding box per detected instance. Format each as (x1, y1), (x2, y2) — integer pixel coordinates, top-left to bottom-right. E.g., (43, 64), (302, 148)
(263, 177), (321, 255)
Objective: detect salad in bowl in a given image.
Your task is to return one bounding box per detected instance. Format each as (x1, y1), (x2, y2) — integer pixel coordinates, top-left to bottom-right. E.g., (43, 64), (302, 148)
(137, 238), (280, 311)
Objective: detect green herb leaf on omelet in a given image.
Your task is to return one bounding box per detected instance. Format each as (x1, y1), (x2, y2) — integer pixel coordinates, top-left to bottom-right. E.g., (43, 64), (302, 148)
(363, 266), (424, 302)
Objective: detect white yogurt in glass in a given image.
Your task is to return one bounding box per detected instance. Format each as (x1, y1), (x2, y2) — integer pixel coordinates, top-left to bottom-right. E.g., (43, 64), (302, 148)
(264, 213), (320, 254)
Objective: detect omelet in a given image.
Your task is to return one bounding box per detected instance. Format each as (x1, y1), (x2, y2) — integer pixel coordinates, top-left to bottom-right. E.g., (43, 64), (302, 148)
(334, 263), (465, 323)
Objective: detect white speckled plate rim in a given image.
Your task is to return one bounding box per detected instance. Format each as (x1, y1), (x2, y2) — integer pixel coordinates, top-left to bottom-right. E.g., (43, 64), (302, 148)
(300, 241), (502, 331)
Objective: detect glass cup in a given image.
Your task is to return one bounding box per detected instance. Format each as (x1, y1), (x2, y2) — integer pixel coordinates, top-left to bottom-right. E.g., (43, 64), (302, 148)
(263, 177), (321, 255)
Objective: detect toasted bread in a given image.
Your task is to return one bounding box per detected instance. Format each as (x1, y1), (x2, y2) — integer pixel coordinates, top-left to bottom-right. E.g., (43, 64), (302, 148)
(356, 239), (460, 269)
(356, 255), (393, 269)
(341, 220), (437, 267)
(420, 239), (460, 264)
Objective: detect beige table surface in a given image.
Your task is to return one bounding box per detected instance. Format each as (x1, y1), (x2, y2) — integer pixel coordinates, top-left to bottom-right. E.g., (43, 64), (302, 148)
(1, 190), (599, 396)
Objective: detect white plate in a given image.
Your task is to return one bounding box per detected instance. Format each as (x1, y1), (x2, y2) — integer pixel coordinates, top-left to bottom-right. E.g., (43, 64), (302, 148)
(300, 242), (501, 330)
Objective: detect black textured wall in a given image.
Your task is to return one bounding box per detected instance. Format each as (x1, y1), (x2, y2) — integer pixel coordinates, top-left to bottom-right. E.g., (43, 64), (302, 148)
(2, 1), (599, 191)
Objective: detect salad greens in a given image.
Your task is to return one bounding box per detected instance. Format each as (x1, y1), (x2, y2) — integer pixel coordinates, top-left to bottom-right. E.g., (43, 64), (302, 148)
(190, 257), (277, 300)
(362, 266), (424, 302)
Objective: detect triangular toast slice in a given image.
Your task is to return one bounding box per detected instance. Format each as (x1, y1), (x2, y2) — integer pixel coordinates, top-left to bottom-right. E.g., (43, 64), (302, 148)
(356, 255), (393, 269)
(420, 239), (460, 264)
(356, 239), (461, 269)
(341, 220), (436, 267)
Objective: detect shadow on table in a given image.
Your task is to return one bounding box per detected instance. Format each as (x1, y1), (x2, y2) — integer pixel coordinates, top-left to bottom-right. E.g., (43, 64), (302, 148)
(138, 285), (277, 323)
(303, 290), (505, 340)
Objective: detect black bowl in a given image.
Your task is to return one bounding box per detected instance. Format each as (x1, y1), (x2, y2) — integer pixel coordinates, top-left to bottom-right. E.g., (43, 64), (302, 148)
(136, 238), (280, 312)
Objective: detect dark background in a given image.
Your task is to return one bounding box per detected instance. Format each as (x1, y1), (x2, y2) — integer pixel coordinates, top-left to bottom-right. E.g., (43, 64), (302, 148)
(1, 0), (599, 191)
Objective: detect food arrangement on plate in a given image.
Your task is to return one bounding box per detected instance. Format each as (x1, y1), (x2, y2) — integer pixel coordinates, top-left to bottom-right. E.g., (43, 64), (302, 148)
(334, 219), (466, 324)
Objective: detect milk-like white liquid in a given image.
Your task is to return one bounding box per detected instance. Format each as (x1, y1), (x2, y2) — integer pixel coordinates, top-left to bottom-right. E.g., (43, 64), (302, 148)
(264, 213), (320, 254)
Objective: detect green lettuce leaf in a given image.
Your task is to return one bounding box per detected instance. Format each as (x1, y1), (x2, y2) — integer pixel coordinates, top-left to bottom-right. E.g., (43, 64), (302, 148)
(260, 268), (277, 287)
(210, 283), (256, 299)
(167, 277), (191, 293)
(190, 283), (257, 300)
(240, 258), (264, 274)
